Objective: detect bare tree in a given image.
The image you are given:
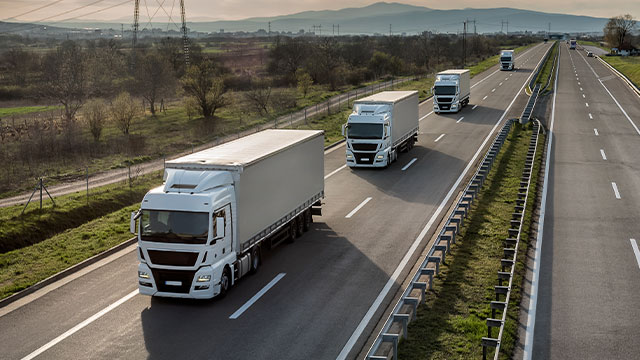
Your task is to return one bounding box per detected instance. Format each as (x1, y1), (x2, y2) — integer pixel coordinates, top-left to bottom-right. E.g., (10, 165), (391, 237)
(83, 98), (108, 142)
(296, 69), (313, 98)
(41, 41), (87, 125)
(111, 92), (138, 135)
(244, 81), (272, 116)
(135, 51), (177, 115)
(181, 60), (227, 118)
(604, 14), (637, 50)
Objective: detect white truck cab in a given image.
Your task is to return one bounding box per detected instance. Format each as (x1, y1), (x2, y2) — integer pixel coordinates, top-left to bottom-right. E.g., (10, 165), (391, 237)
(433, 69), (470, 114)
(500, 50), (515, 71)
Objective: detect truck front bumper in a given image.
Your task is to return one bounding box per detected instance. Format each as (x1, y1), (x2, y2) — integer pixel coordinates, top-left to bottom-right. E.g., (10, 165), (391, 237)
(138, 263), (221, 299)
(433, 103), (459, 113)
(346, 149), (388, 167)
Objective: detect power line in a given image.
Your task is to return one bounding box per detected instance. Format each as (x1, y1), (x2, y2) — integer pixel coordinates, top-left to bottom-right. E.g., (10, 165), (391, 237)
(2, 0), (66, 21)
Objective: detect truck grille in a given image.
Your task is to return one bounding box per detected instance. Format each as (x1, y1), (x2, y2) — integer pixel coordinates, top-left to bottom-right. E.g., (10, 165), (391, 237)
(351, 143), (378, 151)
(354, 152), (375, 165)
(437, 97), (453, 103)
(151, 269), (196, 293)
(148, 250), (199, 266)
(439, 104), (451, 110)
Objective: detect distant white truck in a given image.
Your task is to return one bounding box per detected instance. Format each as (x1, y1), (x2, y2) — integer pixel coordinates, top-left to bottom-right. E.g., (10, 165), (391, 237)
(500, 50), (515, 71)
(131, 129), (324, 299)
(342, 91), (419, 167)
(569, 39), (577, 50)
(433, 69), (470, 114)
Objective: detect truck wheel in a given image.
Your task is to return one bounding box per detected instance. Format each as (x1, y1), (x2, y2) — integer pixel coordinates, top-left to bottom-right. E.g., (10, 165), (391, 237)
(286, 218), (298, 243)
(303, 209), (312, 232)
(296, 214), (304, 237)
(219, 267), (230, 298)
(249, 246), (260, 274)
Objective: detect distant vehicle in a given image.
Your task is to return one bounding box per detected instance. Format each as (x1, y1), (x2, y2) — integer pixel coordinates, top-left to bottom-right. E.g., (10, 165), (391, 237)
(544, 38), (549, 43)
(500, 50), (515, 71)
(433, 69), (471, 114)
(132, 129), (324, 299)
(342, 91), (419, 167)
(570, 39), (577, 50)
(587, 52), (594, 57)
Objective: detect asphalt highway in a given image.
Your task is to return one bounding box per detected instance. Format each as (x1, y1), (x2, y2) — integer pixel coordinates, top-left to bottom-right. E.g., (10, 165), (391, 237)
(0, 43), (551, 360)
(528, 43), (640, 359)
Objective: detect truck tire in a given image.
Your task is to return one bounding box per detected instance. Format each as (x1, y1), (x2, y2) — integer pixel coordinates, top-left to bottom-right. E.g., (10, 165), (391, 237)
(303, 209), (312, 232)
(220, 267), (231, 298)
(286, 217), (298, 243)
(296, 214), (304, 237)
(249, 246), (260, 274)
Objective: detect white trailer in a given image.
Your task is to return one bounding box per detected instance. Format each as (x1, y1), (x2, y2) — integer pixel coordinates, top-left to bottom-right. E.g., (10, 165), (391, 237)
(500, 50), (515, 70)
(433, 69), (470, 114)
(342, 91), (419, 167)
(131, 129), (324, 299)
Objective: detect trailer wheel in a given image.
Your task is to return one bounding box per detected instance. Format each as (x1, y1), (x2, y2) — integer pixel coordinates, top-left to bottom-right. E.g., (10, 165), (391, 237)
(249, 246), (260, 275)
(296, 214), (304, 237)
(286, 217), (298, 243)
(219, 267), (231, 298)
(303, 209), (312, 232)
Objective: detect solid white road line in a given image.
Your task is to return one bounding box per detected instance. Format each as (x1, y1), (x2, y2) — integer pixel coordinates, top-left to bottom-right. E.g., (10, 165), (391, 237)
(21, 289), (139, 360)
(456, 117), (464, 123)
(401, 158), (418, 171)
(325, 164), (347, 180)
(434, 134), (445, 142)
(630, 239), (640, 270)
(483, 95), (488, 100)
(589, 113), (593, 119)
(594, 128), (599, 136)
(344, 45), (549, 360)
(598, 79), (640, 136)
(600, 149), (607, 160)
(229, 273), (286, 319)
(345, 197), (372, 218)
(612, 182), (621, 199)
(523, 40), (560, 360)
(472, 104), (478, 110)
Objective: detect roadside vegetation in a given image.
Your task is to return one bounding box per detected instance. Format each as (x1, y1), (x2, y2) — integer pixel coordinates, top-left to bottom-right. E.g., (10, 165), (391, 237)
(600, 56), (640, 89)
(535, 41), (559, 91)
(397, 122), (544, 359)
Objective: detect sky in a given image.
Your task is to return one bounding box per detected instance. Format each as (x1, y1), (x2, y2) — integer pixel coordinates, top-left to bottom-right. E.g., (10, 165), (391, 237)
(1, 0), (638, 23)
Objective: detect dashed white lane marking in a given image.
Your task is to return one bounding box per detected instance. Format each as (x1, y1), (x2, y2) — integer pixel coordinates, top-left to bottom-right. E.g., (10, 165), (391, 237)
(419, 111), (434, 121)
(230, 273), (286, 319)
(483, 95), (488, 100)
(325, 165), (347, 180)
(434, 134), (446, 142)
(505, 77), (508, 81)
(345, 197), (372, 218)
(578, 82), (581, 85)
(580, 87), (583, 91)
(594, 128), (599, 136)
(589, 113), (593, 119)
(582, 94), (586, 98)
(472, 104), (478, 110)
(456, 117), (464, 123)
(586, 103), (589, 107)
(499, 82), (503, 86)
(21, 290), (139, 360)
(401, 158), (418, 171)
(492, 88), (496, 92)
(631, 239), (640, 270)
(600, 149), (607, 160)
(612, 182), (621, 199)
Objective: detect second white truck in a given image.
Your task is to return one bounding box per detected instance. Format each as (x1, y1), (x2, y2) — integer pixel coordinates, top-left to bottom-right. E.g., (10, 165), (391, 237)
(500, 50), (515, 70)
(342, 91), (419, 168)
(131, 129), (324, 299)
(433, 69), (470, 114)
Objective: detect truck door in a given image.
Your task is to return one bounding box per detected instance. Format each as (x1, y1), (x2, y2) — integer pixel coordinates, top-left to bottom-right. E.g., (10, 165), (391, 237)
(213, 204), (232, 256)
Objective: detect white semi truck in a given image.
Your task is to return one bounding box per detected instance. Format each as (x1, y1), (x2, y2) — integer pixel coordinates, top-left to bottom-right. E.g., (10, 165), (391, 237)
(342, 91), (419, 167)
(433, 69), (470, 114)
(500, 50), (515, 70)
(131, 129), (324, 299)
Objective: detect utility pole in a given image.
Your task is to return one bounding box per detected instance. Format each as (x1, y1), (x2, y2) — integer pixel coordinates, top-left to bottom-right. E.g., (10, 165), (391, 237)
(268, 21), (271, 37)
(337, 24), (339, 36)
(548, 22), (551, 36)
(463, 20), (467, 67)
(121, 23), (124, 38)
(333, 24), (335, 35)
(180, 0), (190, 66)
(389, 24), (392, 36)
(131, 0), (140, 70)
(319, 24), (321, 36)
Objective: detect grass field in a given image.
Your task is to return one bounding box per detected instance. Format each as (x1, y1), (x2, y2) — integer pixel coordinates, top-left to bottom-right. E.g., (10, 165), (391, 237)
(600, 56), (640, 89)
(397, 122), (544, 359)
(535, 42), (559, 91)
(0, 105), (62, 117)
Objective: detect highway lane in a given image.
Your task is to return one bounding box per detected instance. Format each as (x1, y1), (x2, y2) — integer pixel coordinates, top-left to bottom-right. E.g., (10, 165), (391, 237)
(529, 43), (640, 359)
(0, 43), (551, 360)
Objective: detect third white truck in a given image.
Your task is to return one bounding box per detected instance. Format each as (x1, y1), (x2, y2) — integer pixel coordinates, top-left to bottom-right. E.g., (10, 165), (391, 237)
(342, 91), (419, 168)
(500, 50), (515, 70)
(433, 69), (470, 114)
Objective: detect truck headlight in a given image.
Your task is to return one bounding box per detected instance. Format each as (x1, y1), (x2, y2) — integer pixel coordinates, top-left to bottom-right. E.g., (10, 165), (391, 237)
(452, 104), (458, 108)
(346, 154), (353, 159)
(376, 155), (384, 159)
(197, 275), (211, 282)
(138, 271), (150, 279)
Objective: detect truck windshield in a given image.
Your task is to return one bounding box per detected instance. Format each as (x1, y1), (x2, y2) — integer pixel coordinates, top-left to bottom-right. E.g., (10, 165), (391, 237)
(500, 56), (512, 62)
(434, 86), (457, 95)
(140, 210), (208, 244)
(348, 123), (383, 139)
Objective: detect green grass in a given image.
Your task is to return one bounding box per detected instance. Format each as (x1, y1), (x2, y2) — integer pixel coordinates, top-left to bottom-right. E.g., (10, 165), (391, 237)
(0, 171), (162, 253)
(0, 202), (142, 300)
(600, 56), (640, 89)
(0, 105), (62, 117)
(535, 41), (559, 91)
(397, 122), (545, 359)
(578, 40), (609, 51)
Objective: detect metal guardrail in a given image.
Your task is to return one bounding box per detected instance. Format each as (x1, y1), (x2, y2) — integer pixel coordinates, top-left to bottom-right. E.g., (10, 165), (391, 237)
(366, 119), (515, 360)
(481, 120), (541, 360)
(520, 83), (541, 124)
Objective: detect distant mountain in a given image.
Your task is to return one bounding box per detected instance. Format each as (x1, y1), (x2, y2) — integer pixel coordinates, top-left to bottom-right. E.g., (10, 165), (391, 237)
(34, 2), (607, 35)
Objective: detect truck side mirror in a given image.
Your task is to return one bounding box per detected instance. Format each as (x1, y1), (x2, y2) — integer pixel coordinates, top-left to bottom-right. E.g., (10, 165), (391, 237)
(214, 216), (225, 239)
(130, 212), (137, 234)
(341, 124), (347, 137)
